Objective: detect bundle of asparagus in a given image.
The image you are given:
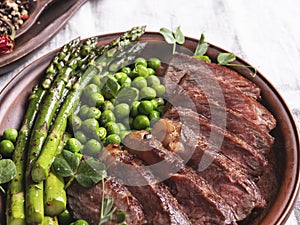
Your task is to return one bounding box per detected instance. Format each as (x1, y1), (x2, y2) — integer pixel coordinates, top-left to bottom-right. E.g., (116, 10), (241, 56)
(5, 26), (146, 225)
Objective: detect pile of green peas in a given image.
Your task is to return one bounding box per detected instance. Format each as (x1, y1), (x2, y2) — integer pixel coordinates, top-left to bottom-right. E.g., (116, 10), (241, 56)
(0, 128), (18, 159)
(67, 57), (166, 156)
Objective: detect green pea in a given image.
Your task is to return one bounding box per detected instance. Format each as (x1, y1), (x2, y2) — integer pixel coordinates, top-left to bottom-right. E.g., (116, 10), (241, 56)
(147, 57), (161, 70)
(79, 105), (89, 119)
(147, 68), (155, 76)
(83, 139), (102, 156)
(83, 84), (99, 97)
(115, 72), (128, 85)
(58, 209), (74, 225)
(117, 123), (127, 131)
(149, 110), (161, 126)
(138, 100), (154, 115)
(135, 57), (147, 67)
(135, 64), (149, 77)
(74, 131), (87, 144)
(71, 220), (89, 225)
(81, 118), (99, 134)
(3, 128), (18, 143)
(128, 70), (138, 79)
(87, 107), (101, 120)
(119, 130), (131, 140)
(64, 138), (82, 153)
(105, 122), (120, 135)
(97, 127), (107, 140)
(121, 77), (132, 87)
(133, 115), (150, 130)
(99, 110), (116, 126)
(121, 66), (131, 75)
(146, 75), (160, 87)
(0, 140), (14, 157)
(131, 77), (147, 89)
(130, 101), (140, 117)
(68, 115), (82, 130)
(114, 103), (130, 120)
(155, 97), (165, 106)
(152, 84), (165, 97)
(88, 92), (105, 107)
(140, 87), (156, 100)
(149, 110), (160, 120)
(101, 100), (114, 111)
(150, 99), (158, 110)
(105, 134), (121, 145)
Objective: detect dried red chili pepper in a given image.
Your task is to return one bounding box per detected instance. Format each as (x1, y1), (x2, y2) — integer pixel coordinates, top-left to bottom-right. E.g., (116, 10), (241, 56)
(0, 33), (14, 55)
(0, 18), (15, 55)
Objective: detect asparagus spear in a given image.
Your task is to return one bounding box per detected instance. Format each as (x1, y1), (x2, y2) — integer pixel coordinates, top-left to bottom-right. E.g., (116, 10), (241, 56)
(31, 26), (147, 183)
(41, 216), (58, 225)
(6, 39), (81, 225)
(25, 39), (98, 224)
(44, 172), (66, 217)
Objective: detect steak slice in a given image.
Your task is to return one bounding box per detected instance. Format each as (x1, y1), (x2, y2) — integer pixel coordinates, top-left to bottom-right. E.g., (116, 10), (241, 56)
(67, 177), (145, 225)
(169, 95), (274, 155)
(169, 53), (261, 100)
(163, 107), (267, 176)
(99, 144), (191, 225)
(123, 131), (238, 225)
(163, 55), (276, 131)
(152, 118), (266, 220)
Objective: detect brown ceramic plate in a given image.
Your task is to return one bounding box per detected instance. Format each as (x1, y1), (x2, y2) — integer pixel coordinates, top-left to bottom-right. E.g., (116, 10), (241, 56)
(0, 32), (299, 225)
(0, 0), (88, 75)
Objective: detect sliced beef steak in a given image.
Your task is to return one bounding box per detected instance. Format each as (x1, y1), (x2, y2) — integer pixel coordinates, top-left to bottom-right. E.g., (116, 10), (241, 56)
(123, 131), (238, 225)
(168, 96), (274, 155)
(152, 118), (266, 220)
(164, 54), (276, 131)
(169, 53), (261, 100)
(163, 107), (267, 176)
(67, 177), (145, 225)
(99, 144), (191, 225)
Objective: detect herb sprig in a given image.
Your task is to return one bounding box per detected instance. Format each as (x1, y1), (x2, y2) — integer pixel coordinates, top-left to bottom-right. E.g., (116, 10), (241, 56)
(217, 52), (257, 77)
(52, 150), (106, 189)
(159, 26), (185, 54)
(0, 159), (16, 193)
(160, 27), (258, 77)
(52, 150), (126, 224)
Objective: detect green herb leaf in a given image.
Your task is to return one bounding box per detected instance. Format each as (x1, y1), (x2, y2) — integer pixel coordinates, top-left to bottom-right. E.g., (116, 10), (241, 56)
(99, 196), (116, 224)
(75, 158), (106, 188)
(52, 150), (80, 177)
(217, 53), (236, 65)
(174, 26), (185, 44)
(116, 210), (126, 223)
(159, 28), (176, 44)
(0, 159), (16, 184)
(193, 55), (211, 62)
(194, 34), (209, 56)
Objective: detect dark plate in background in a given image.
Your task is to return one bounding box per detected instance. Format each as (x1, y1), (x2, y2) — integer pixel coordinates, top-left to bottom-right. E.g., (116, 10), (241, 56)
(0, 32), (299, 225)
(0, 0), (88, 75)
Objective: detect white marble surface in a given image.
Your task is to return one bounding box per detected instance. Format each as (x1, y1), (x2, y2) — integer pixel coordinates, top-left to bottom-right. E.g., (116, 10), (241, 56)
(0, 0), (300, 224)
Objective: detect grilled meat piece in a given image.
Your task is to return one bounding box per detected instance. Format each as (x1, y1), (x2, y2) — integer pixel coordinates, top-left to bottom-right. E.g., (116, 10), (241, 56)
(67, 177), (146, 225)
(123, 131), (238, 225)
(152, 118), (267, 221)
(163, 106), (267, 176)
(99, 144), (191, 225)
(164, 54), (276, 131)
